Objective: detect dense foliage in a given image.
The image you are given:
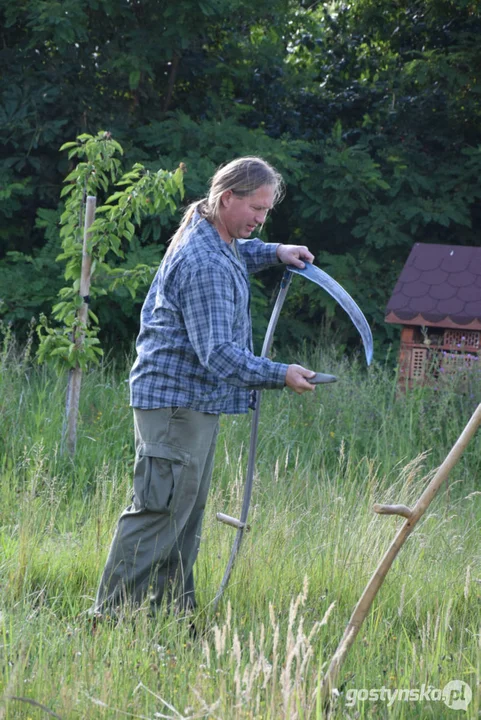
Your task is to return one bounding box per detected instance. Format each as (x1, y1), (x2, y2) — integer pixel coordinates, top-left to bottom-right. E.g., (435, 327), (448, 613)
(1, 0), (480, 357)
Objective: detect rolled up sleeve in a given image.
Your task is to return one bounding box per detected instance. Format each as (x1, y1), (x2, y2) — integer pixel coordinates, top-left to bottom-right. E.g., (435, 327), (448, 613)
(237, 238), (280, 274)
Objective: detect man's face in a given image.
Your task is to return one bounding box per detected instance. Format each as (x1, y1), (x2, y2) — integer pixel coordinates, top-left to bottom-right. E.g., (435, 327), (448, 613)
(218, 184), (275, 241)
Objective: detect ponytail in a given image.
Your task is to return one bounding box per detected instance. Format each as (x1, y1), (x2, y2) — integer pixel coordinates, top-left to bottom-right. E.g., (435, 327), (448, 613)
(164, 199), (205, 259)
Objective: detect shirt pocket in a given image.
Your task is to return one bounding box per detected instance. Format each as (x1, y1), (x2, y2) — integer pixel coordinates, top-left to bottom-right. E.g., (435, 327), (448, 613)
(133, 442), (191, 513)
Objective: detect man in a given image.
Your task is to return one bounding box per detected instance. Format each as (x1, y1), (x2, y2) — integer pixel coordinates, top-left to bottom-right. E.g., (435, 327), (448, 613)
(93, 156), (317, 618)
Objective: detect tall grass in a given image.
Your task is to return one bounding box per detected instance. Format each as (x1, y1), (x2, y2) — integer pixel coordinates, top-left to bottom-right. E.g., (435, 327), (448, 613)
(0, 339), (480, 718)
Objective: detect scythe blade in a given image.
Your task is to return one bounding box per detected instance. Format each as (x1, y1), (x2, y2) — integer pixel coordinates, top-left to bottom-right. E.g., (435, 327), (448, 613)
(287, 262), (373, 365)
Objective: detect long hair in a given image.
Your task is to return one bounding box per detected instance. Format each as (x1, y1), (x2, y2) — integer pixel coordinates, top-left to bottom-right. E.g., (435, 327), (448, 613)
(165, 156), (285, 258)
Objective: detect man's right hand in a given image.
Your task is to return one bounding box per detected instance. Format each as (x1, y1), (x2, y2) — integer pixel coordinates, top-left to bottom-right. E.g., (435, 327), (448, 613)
(285, 364), (317, 394)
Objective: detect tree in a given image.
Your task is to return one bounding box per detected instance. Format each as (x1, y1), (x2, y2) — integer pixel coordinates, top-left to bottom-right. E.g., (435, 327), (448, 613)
(37, 131), (184, 453)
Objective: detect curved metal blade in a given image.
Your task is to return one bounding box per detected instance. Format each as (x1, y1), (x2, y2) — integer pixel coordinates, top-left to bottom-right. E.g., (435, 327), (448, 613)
(288, 262), (373, 365)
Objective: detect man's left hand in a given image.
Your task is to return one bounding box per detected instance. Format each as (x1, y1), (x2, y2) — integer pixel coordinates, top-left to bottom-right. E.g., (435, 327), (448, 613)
(276, 244), (314, 268)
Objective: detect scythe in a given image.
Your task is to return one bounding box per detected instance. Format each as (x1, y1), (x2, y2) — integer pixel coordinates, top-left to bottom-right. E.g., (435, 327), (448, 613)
(212, 262), (374, 610)
(320, 401), (481, 705)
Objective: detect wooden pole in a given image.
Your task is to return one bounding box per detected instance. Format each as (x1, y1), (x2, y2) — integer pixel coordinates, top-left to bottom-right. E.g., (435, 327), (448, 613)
(321, 402), (481, 704)
(65, 196), (96, 456)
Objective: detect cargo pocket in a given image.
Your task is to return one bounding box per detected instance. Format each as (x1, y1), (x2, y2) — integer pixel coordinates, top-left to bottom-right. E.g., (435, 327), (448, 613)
(133, 442), (191, 513)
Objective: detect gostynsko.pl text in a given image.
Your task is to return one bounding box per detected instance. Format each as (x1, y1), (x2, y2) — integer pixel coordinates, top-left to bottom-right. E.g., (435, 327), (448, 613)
(345, 680), (472, 711)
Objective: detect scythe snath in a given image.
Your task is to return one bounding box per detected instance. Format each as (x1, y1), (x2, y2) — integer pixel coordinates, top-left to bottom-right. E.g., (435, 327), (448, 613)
(320, 401), (481, 705)
(213, 262), (374, 611)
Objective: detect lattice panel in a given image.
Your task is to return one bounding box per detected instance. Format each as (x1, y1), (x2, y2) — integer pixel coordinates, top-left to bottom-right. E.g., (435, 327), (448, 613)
(410, 348), (427, 379)
(441, 352), (479, 372)
(444, 329), (480, 348)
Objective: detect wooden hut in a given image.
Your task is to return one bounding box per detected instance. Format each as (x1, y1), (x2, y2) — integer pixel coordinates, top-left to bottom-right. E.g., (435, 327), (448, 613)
(385, 243), (481, 383)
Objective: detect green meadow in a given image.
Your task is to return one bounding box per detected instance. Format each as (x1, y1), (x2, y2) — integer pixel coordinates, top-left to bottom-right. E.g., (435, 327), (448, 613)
(0, 340), (480, 719)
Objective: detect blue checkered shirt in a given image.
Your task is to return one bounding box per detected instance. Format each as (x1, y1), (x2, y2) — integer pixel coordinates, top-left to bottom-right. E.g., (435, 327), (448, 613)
(129, 213), (289, 414)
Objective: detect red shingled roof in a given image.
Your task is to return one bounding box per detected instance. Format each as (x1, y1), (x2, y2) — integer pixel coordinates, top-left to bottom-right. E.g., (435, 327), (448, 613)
(385, 243), (481, 330)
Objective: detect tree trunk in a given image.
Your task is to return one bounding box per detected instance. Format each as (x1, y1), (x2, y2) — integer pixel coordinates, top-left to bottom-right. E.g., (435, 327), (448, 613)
(65, 195), (96, 456)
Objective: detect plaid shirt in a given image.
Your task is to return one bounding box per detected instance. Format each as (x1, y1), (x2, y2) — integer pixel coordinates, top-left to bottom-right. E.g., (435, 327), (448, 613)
(129, 213), (289, 414)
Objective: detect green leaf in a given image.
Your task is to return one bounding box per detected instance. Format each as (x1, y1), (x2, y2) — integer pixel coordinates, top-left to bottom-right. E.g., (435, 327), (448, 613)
(59, 141), (79, 151)
(129, 70), (141, 90)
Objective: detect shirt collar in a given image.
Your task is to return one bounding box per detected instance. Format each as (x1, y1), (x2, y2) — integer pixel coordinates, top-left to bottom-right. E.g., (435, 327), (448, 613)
(191, 210), (245, 270)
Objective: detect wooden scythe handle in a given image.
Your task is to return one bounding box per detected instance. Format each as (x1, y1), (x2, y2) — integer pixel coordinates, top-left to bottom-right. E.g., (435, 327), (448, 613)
(321, 402), (481, 704)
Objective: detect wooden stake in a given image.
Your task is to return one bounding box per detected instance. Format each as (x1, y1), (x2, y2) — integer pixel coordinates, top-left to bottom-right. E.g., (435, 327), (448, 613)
(66, 196), (96, 456)
(321, 402), (481, 704)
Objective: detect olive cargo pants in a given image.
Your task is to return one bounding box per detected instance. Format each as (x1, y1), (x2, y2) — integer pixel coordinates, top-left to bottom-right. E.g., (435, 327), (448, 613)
(94, 407), (220, 614)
